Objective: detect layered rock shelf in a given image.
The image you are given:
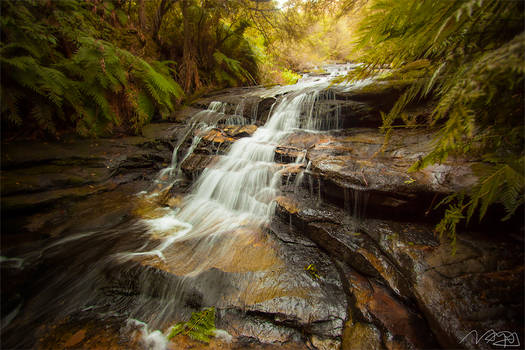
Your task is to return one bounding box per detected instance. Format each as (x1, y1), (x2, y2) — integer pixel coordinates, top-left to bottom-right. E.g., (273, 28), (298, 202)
(1, 80), (522, 350)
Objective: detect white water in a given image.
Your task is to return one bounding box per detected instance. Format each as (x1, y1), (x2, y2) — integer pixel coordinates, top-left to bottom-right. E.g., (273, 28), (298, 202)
(130, 69), (370, 270)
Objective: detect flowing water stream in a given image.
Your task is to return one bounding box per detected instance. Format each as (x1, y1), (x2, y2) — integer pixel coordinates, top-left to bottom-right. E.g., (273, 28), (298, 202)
(129, 68), (353, 268)
(3, 65), (370, 349)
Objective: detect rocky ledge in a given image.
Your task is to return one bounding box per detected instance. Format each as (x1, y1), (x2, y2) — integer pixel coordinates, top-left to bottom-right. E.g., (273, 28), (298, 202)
(1, 79), (523, 350)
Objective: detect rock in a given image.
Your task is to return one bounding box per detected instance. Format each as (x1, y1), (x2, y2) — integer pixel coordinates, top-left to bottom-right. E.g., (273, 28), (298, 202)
(274, 185), (523, 349)
(194, 125), (258, 155)
(223, 124), (258, 138)
(1, 182), (117, 212)
(275, 146), (303, 164)
(310, 335), (341, 350)
(338, 263), (438, 349)
(277, 127), (481, 220)
(63, 329), (86, 347)
(141, 122), (181, 141)
(217, 308), (304, 345)
(342, 322), (382, 350)
(274, 194), (412, 298)
(1, 165), (111, 197)
(181, 153), (220, 177)
(193, 87), (277, 124)
(0, 133), (175, 216)
(366, 225), (524, 349)
(64, 218), (348, 346)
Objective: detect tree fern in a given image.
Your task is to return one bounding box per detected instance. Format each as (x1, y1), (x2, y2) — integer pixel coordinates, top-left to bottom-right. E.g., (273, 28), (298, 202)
(213, 50), (256, 86)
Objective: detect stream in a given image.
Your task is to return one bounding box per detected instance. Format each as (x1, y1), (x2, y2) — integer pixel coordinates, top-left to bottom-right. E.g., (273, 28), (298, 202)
(1, 65), (523, 350)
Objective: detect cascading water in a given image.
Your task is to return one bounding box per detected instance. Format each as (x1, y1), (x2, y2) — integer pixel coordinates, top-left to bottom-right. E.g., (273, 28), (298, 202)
(2, 66), (368, 349)
(107, 72), (355, 335)
(133, 75), (347, 265)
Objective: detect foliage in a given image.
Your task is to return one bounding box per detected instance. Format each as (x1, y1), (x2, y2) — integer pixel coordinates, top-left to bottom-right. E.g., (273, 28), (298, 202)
(351, 0), (525, 249)
(273, 0), (363, 70)
(167, 307), (216, 344)
(280, 69), (301, 85)
(149, 0), (263, 90)
(1, 0), (182, 137)
(305, 264), (321, 279)
(435, 156), (525, 254)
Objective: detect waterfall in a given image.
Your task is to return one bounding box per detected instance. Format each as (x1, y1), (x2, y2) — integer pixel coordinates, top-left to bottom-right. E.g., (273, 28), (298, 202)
(141, 80), (342, 259)
(111, 71), (361, 330)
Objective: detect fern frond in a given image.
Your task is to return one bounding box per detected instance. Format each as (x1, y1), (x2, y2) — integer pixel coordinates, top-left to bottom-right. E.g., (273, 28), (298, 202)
(167, 307), (216, 344)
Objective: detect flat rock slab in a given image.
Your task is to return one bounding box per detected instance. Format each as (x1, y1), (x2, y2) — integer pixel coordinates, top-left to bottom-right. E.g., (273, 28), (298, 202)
(131, 221), (348, 345)
(276, 128), (480, 220)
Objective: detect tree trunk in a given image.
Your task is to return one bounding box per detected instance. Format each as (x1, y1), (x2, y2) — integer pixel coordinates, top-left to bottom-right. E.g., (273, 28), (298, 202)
(137, 0), (146, 31)
(181, 0), (201, 92)
(152, 0), (177, 48)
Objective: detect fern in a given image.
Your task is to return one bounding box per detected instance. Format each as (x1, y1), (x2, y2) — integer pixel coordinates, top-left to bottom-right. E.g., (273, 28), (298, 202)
(353, 0), (524, 250)
(167, 307), (216, 344)
(213, 50), (256, 85)
(1, 0), (184, 136)
(137, 92), (155, 120)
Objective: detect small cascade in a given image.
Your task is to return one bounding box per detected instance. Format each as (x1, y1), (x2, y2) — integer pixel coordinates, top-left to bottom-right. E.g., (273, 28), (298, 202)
(302, 89), (341, 130)
(343, 187), (370, 231)
(114, 68), (360, 331)
(294, 159), (311, 193)
(229, 98), (246, 125)
(131, 74), (353, 270)
(167, 101), (226, 179)
(250, 100), (259, 124)
(153, 100), (251, 191)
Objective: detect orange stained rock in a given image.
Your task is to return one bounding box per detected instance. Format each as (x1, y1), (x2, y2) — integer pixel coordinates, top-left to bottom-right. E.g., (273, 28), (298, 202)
(202, 129), (235, 144)
(63, 329), (86, 348)
(345, 269), (425, 348)
(139, 227), (284, 275)
(275, 196), (300, 214)
(223, 124), (258, 137)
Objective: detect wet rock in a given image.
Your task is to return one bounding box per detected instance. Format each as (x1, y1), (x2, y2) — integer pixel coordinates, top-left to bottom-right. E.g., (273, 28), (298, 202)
(1, 133), (174, 215)
(141, 122), (181, 141)
(217, 308), (304, 345)
(335, 79), (408, 109)
(278, 127), (481, 220)
(310, 335), (341, 350)
(273, 190), (525, 349)
(274, 194), (412, 298)
(273, 195), (437, 348)
(223, 124), (258, 138)
(338, 263), (438, 349)
(90, 218), (349, 346)
(1, 165), (111, 197)
(193, 87), (277, 124)
(1, 182), (118, 212)
(280, 187), (523, 350)
(195, 125), (258, 155)
(342, 322), (382, 350)
(367, 224), (524, 349)
(275, 146), (303, 164)
(181, 153), (220, 177)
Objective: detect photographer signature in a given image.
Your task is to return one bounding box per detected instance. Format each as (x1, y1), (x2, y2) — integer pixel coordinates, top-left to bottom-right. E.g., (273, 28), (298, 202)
(460, 329), (520, 348)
